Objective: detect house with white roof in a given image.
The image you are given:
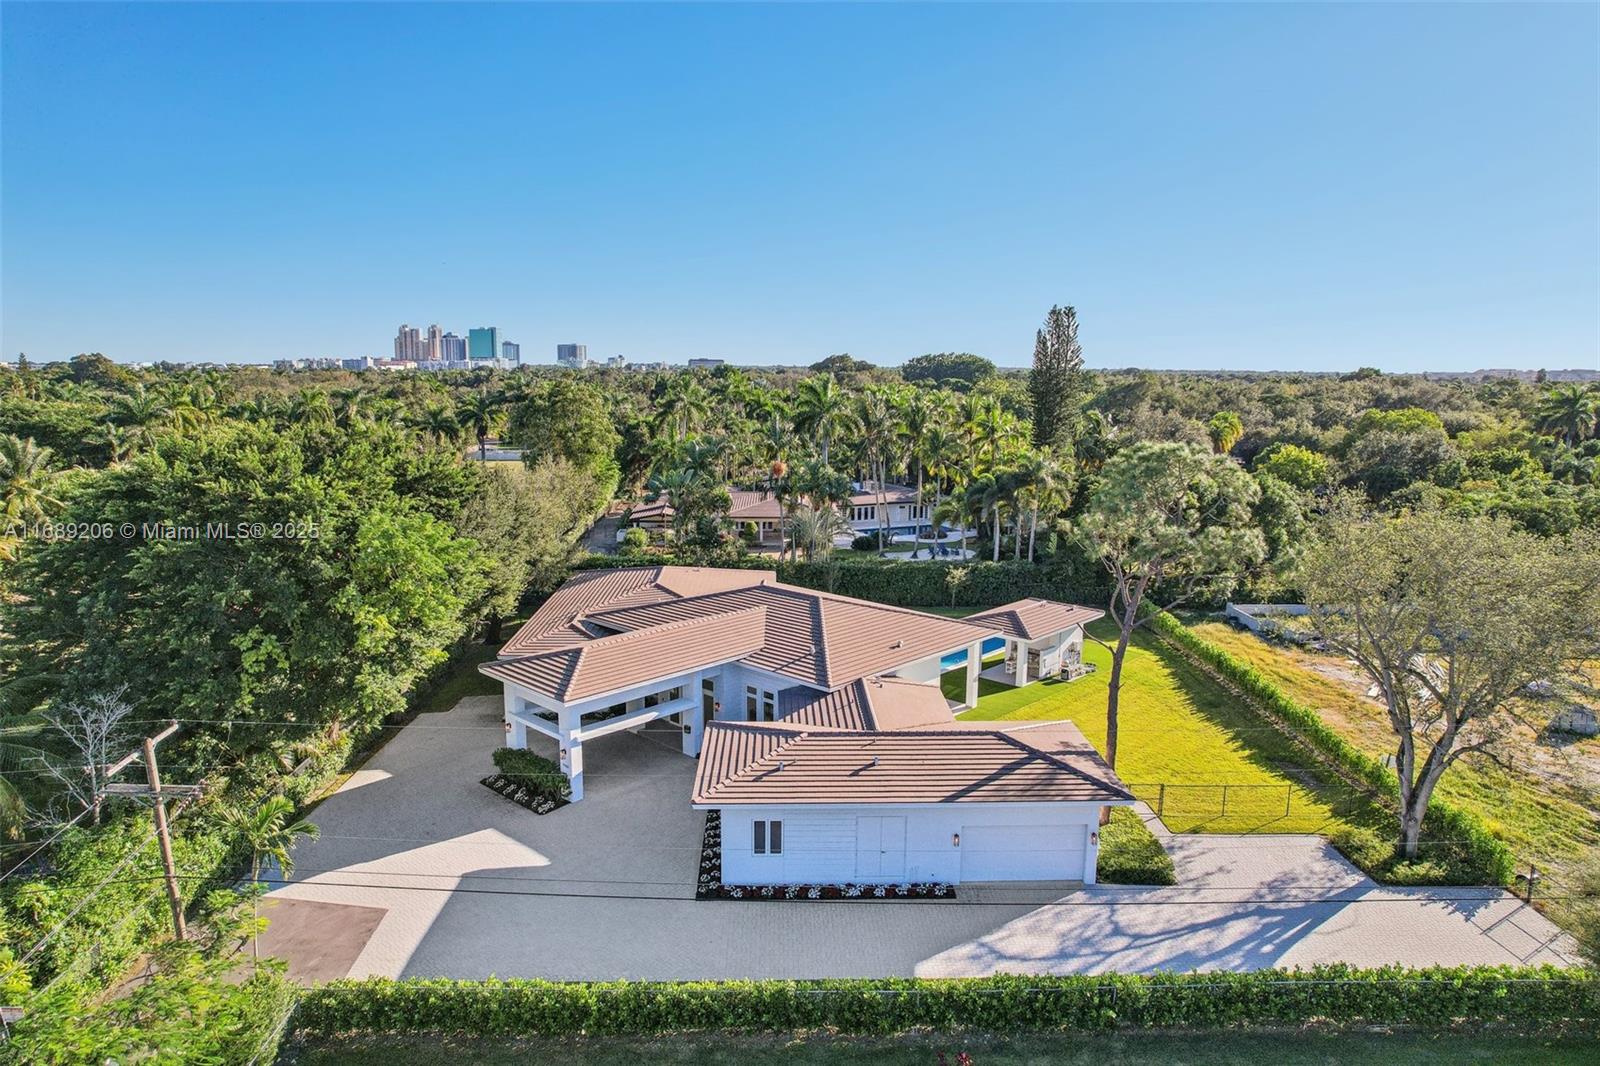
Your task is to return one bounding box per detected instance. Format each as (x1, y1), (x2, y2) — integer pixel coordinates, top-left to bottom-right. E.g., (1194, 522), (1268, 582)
(481, 566), (1131, 885)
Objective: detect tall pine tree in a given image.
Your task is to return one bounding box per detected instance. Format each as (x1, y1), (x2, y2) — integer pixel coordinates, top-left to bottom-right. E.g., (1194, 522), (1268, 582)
(1029, 304), (1086, 449)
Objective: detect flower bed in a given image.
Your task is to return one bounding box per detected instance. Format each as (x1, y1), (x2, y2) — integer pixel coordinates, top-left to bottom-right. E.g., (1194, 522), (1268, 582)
(695, 810), (955, 901)
(479, 773), (566, 815)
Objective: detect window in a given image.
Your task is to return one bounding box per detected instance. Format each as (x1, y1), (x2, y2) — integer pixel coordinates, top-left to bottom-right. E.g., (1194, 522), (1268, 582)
(746, 684), (777, 721)
(753, 819), (783, 855)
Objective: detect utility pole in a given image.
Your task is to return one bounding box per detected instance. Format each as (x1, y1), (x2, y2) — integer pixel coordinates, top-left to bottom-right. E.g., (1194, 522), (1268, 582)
(103, 723), (201, 941)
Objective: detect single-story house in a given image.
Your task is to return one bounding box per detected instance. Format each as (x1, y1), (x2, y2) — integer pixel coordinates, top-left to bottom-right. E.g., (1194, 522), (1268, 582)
(481, 566), (1130, 885)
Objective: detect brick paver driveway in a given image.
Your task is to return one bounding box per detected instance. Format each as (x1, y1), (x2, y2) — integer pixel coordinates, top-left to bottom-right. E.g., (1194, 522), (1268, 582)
(256, 696), (1575, 981)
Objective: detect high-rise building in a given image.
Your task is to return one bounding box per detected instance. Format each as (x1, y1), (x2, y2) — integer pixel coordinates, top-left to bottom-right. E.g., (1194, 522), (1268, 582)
(687, 357), (725, 370)
(441, 332), (467, 362)
(468, 327), (502, 362)
(393, 324), (422, 360)
(425, 324), (443, 361)
(556, 343), (588, 369)
(501, 341), (520, 365)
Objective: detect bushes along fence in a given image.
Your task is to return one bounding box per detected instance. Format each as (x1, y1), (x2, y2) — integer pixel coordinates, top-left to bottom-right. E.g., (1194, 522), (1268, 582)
(294, 966), (1595, 1036)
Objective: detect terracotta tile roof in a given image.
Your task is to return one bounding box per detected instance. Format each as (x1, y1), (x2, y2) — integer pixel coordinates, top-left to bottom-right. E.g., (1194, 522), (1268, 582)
(780, 677), (954, 732)
(586, 582), (996, 689)
(626, 499), (673, 522)
(727, 490), (783, 520)
(498, 566), (774, 657)
(964, 599), (1105, 642)
(848, 482), (920, 506)
(482, 605), (769, 703)
(692, 718), (1134, 806)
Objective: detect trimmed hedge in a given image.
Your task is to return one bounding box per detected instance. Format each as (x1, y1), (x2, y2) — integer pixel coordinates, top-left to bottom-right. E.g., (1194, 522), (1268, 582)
(1147, 611), (1514, 885)
(294, 966), (1596, 1036)
(492, 746), (571, 803)
(1096, 808), (1177, 885)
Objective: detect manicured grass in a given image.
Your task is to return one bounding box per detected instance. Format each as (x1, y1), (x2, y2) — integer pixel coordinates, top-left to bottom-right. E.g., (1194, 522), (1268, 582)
(280, 1030), (1598, 1066)
(940, 620), (1378, 835)
(1187, 620), (1600, 893)
(413, 641), (504, 714)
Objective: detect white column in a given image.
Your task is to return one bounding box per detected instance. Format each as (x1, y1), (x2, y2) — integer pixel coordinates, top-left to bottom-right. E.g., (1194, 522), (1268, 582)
(503, 688), (528, 750)
(964, 641), (981, 709)
(1016, 639), (1030, 687)
(558, 705), (584, 801)
(683, 670), (705, 756)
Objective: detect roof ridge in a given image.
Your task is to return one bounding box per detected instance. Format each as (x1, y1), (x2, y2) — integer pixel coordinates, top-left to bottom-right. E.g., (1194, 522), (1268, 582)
(585, 600), (767, 639)
(812, 596), (833, 687)
(991, 730), (1135, 800)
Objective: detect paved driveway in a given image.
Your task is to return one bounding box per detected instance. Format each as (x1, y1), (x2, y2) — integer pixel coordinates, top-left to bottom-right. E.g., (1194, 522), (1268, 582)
(256, 696), (1575, 982)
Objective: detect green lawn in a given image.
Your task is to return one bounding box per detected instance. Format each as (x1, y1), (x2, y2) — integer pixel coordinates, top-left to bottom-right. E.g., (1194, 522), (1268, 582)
(1187, 619), (1600, 893)
(940, 619), (1377, 835)
(412, 640), (504, 714)
(280, 1030), (1597, 1066)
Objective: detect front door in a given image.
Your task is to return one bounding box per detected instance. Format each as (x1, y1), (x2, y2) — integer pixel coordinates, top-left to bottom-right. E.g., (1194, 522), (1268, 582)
(854, 815), (907, 880)
(701, 678), (716, 726)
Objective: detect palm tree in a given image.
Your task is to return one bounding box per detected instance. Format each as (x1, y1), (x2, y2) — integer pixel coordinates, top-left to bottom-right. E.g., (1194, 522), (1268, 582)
(1535, 385), (1600, 447)
(854, 390), (901, 551)
(288, 389), (336, 428)
(1018, 450), (1073, 561)
(93, 423), (136, 466)
(109, 384), (171, 433)
(793, 373), (857, 466)
(1207, 411), (1244, 455)
(415, 402), (460, 446)
(916, 424), (959, 558)
(657, 377), (713, 443)
(0, 435), (62, 522)
(0, 714), (50, 838)
(785, 503), (851, 561)
(458, 389), (504, 462)
(221, 795), (320, 959)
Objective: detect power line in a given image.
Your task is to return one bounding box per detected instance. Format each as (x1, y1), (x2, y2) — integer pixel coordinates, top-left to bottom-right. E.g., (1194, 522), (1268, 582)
(0, 807), (91, 885)
(63, 869), (1600, 909)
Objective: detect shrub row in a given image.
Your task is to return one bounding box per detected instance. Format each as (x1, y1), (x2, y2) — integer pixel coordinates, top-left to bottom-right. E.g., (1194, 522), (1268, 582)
(1146, 611), (1514, 885)
(1095, 808), (1177, 885)
(294, 966), (1595, 1036)
(492, 746), (571, 803)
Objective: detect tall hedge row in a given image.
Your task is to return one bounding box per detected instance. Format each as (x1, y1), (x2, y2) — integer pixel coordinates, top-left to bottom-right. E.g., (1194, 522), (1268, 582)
(1147, 611), (1514, 884)
(575, 553), (1112, 609)
(295, 966), (1595, 1036)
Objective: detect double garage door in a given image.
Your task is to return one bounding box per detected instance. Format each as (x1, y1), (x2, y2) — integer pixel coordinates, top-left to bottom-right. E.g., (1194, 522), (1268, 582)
(958, 823), (1088, 882)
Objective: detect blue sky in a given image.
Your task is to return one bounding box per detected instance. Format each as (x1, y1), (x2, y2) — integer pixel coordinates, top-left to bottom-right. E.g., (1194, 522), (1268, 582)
(2, 3), (1596, 371)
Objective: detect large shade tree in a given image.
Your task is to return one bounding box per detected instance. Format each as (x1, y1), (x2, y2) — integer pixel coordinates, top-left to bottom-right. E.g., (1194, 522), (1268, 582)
(1077, 442), (1265, 770)
(1298, 505), (1600, 859)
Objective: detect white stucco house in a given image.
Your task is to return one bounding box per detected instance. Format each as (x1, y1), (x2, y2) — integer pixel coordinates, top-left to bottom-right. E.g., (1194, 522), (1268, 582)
(622, 481), (937, 549)
(481, 565), (1130, 886)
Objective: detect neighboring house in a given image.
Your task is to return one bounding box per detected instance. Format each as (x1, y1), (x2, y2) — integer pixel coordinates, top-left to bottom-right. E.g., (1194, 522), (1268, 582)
(481, 566), (1130, 886)
(621, 481), (937, 548)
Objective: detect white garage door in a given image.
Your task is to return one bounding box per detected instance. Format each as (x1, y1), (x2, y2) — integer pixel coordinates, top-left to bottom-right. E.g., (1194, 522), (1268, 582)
(958, 823), (1087, 882)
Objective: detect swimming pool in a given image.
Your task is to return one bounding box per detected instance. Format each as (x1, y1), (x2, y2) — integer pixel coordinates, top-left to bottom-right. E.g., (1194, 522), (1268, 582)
(939, 636), (1005, 671)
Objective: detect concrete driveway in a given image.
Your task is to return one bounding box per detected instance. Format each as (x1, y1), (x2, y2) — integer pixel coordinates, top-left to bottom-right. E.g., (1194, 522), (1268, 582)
(256, 695), (1576, 982)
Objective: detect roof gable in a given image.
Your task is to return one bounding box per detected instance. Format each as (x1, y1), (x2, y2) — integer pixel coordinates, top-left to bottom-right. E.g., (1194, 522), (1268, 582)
(484, 605), (768, 703)
(692, 719), (1133, 806)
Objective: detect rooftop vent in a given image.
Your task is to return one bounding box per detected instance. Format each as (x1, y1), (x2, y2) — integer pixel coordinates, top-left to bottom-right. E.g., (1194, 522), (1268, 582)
(890, 640), (904, 649)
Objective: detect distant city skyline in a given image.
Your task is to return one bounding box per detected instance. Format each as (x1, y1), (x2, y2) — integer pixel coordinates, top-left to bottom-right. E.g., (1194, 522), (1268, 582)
(2, 4), (1595, 371)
